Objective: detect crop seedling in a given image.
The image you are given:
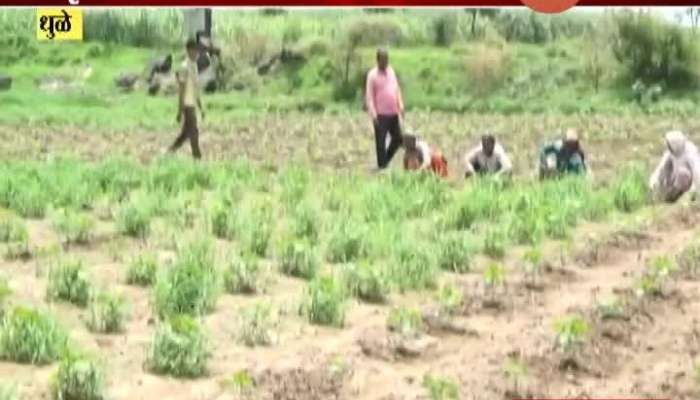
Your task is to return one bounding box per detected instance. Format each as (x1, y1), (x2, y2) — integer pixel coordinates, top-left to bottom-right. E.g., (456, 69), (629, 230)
(483, 263), (507, 301)
(0, 278), (11, 318)
(0, 216), (28, 243)
(387, 307), (424, 338)
(52, 209), (95, 245)
(635, 255), (676, 297)
(483, 228), (507, 259)
(88, 291), (128, 334)
(238, 301), (278, 347)
(46, 258), (92, 307)
(279, 239), (319, 280)
(51, 354), (104, 400)
(302, 275), (348, 327)
(154, 240), (220, 317)
(242, 207), (273, 257)
(4, 238), (31, 261)
(521, 247), (544, 287)
(422, 374), (459, 400)
(613, 166), (648, 213)
(210, 203), (238, 240)
(116, 200), (151, 239)
(222, 369), (255, 397)
(677, 242), (700, 278)
(596, 295), (625, 320)
(436, 233), (473, 273)
(126, 253), (159, 286)
(436, 284), (464, 317)
(509, 210), (545, 245)
(292, 201), (320, 241)
(326, 216), (368, 263)
(503, 356), (528, 396)
(224, 252), (263, 294)
(342, 261), (390, 304)
(0, 306), (68, 364)
(391, 243), (438, 291)
(553, 315), (590, 354)
(147, 314), (210, 378)
(10, 182), (49, 219)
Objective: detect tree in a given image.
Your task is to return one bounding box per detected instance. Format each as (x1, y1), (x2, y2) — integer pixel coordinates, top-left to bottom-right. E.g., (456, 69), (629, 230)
(687, 8), (700, 34)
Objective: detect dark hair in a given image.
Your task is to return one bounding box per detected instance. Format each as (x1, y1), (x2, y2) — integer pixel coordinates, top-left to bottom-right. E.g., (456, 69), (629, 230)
(185, 38), (198, 50)
(482, 134), (495, 145)
(403, 134), (417, 150)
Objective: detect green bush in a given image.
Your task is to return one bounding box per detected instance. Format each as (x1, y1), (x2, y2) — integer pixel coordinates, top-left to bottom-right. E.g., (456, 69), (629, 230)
(88, 292), (128, 334)
(432, 13), (458, 46)
(302, 275), (348, 327)
(280, 239), (319, 280)
(154, 240), (220, 317)
(343, 261), (390, 304)
(47, 258), (92, 307)
(224, 253), (262, 294)
(52, 354), (104, 400)
(147, 315), (210, 378)
(0, 306), (68, 364)
(126, 253), (158, 286)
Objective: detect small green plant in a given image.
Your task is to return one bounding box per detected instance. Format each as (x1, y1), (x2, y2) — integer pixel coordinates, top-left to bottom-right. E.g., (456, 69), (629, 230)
(387, 307), (423, 338)
(10, 183), (49, 219)
(224, 252), (263, 294)
(677, 242), (700, 277)
(0, 306), (68, 364)
(147, 315), (210, 378)
(238, 301), (277, 347)
(483, 228), (506, 258)
(88, 291), (128, 334)
(292, 201), (320, 241)
(436, 233), (473, 273)
(483, 263), (507, 299)
(503, 356), (528, 396)
(126, 253), (158, 286)
(279, 239), (319, 280)
(343, 261), (390, 304)
(52, 209), (95, 245)
(222, 369), (255, 396)
(4, 238), (31, 261)
(210, 204), (238, 240)
(154, 240), (220, 317)
(636, 255), (676, 297)
(422, 374), (459, 400)
(391, 244), (438, 291)
(326, 217), (368, 263)
(596, 295), (625, 320)
(0, 216), (28, 243)
(46, 258), (92, 307)
(51, 354), (104, 400)
(436, 284), (464, 317)
(614, 166), (648, 213)
(0, 278), (11, 317)
(242, 207), (273, 257)
(302, 275), (348, 327)
(116, 201), (151, 238)
(553, 315), (590, 353)
(521, 247), (544, 286)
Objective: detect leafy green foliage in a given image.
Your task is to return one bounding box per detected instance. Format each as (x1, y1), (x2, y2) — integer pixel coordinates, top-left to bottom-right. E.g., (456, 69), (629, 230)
(210, 203), (238, 240)
(436, 233), (473, 273)
(596, 295), (625, 320)
(483, 263), (506, 291)
(613, 165), (648, 213)
(46, 258), (92, 307)
(342, 261), (390, 304)
(302, 275), (348, 327)
(154, 240), (220, 318)
(242, 207), (273, 257)
(391, 243), (438, 291)
(422, 374), (459, 400)
(147, 315), (210, 378)
(636, 255), (676, 297)
(279, 239), (319, 280)
(326, 216), (368, 263)
(436, 284), (464, 317)
(521, 247), (544, 285)
(292, 201), (320, 241)
(52, 354), (104, 400)
(553, 315), (590, 353)
(0, 278), (11, 317)
(238, 301), (277, 347)
(0, 216), (28, 243)
(126, 253), (158, 286)
(116, 200), (151, 238)
(88, 291), (128, 333)
(52, 209), (95, 245)
(0, 306), (68, 364)
(483, 228), (507, 259)
(224, 252), (263, 294)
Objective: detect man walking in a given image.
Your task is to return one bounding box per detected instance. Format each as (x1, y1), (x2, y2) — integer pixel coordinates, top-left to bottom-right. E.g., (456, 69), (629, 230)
(169, 38), (205, 159)
(366, 48), (404, 171)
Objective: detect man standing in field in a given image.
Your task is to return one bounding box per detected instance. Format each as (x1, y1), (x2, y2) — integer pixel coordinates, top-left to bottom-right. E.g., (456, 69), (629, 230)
(463, 134), (513, 179)
(649, 130), (700, 203)
(366, 48), (405, 172)
(168, 38), (205, 159)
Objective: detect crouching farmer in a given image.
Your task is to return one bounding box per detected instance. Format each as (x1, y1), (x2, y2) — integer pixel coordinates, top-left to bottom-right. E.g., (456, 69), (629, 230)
(464, 134), (513, 179)
(538, 128), (590, 180)
(649, 130), (700, 203)
(403, 134), (448, 178)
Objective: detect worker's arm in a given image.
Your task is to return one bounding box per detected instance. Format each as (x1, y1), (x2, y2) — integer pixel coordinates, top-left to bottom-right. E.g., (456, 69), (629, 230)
(176, 73), (185, 123)
(463, 146), (479, 178)
(365, 70), (377, 122)
(495, 145), (513, 177)
(649, 152), (670, 190)
(689, 153), (700, 199)
(395, 71), (405, 117)
(417, 141), (431, 170)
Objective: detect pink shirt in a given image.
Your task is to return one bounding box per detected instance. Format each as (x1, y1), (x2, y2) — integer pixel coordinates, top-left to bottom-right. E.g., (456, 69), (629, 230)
(366, 66), (403, 117)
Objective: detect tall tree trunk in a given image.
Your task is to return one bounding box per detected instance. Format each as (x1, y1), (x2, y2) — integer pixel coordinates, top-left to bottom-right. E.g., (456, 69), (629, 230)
(471, 9), (478, 37)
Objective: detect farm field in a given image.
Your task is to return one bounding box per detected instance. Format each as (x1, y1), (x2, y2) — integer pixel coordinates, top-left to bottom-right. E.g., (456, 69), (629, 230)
(1, 112), (700, 400)
(3, 6), (700, 400)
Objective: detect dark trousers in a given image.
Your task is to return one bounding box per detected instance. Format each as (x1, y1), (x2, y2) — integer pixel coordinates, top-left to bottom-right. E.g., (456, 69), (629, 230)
(170, 106), (201, 159)
(374, 115), (403, 169)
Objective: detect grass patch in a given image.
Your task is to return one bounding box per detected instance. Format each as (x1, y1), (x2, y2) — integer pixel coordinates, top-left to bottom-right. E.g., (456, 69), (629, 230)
(147, 314), (210, 378)
(238, 301), (277, 347)
(387, 307), (423, 337)
(301, 275), (348, 327)
(326, 216), (368, 263)
(436, 233), (473, 273)
(126, 252), (159, 286)
(88, 291), (128, 334)
(52, 209), (95, 245)
(279, 239), (319, 280)
(391, 243), (438, 291)
(342, 261), (390, 304)
(224, 252), (263, 294)
(116, 200), (151, 239)
(51, 354), (104, 400)
(422, 374), (459, 400)
(46, 258), (92, 307)
(0, 306), (68, 364)
(0, 216), (28, 243)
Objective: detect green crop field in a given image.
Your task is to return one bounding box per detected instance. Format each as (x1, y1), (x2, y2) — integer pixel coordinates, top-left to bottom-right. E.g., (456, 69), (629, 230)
(1, 7), (700, 400)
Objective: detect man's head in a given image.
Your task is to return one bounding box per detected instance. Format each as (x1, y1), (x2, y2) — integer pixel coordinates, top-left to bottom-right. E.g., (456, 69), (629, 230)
(563, 128), (580, 154)
(403, 134), (417, 151)
(376, 48), (389, 71)
(185, 38), (200, 61)
(665, 130), (687, 157)
(482, 134), (496, 157)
